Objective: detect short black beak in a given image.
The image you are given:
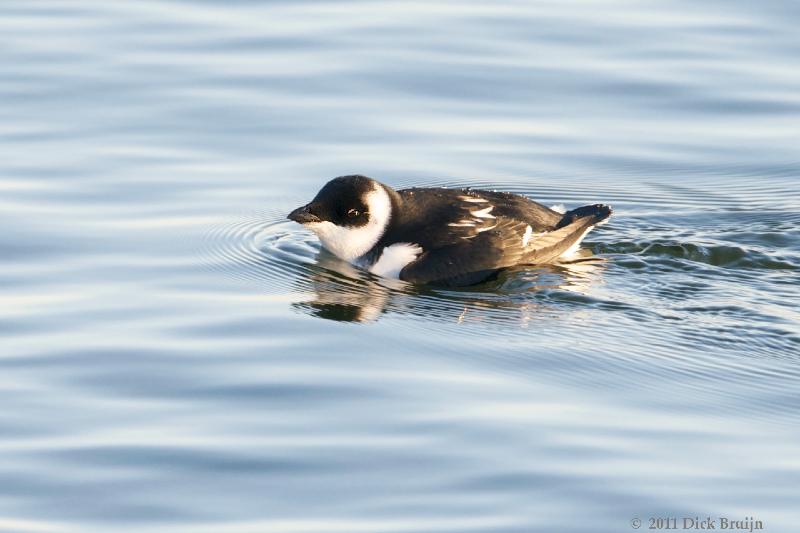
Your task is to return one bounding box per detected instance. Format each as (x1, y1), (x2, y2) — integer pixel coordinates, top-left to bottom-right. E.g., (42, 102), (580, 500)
(288, 204), (321, 224)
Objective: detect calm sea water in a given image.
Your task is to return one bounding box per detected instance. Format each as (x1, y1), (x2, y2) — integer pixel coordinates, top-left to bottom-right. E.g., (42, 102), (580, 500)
(2, 1), (799, 532)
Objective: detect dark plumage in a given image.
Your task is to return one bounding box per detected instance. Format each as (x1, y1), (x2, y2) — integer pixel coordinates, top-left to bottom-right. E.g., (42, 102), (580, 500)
(289, 175), (612, 287)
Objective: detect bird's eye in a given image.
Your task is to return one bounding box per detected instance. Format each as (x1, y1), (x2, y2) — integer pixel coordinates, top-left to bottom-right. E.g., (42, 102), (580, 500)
(347, 209), (360, 217)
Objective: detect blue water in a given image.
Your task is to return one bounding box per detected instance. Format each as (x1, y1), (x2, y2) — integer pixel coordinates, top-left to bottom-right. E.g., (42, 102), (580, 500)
(2, 1), (799, 532)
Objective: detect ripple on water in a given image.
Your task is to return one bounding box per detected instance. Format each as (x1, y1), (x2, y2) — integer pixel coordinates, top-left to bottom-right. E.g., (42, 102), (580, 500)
(197, 175), (800, 425)
(201, 210), (318, 289)
(598, 240), (798, 272)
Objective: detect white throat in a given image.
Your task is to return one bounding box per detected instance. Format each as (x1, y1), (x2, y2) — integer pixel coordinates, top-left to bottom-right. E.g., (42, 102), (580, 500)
(306, 185), (392, 263)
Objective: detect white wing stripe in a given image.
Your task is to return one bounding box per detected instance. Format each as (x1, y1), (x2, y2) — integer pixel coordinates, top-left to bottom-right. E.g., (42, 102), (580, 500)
(522, 225), (533, 246)
(459, 195), (489, 203)
(470, 206), (495, 219)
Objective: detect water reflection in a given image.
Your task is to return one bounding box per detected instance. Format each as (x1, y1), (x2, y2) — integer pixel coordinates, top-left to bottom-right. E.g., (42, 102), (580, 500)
(292, 248), (607, 323)
(292, 250), (396, 322)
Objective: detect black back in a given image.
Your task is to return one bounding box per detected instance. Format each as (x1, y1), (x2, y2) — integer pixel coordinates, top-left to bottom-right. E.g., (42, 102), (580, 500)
(377, 187), (563, 251)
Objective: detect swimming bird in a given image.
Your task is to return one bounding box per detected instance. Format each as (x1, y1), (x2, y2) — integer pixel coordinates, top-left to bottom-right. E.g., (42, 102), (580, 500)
(288, 175), (612, 286)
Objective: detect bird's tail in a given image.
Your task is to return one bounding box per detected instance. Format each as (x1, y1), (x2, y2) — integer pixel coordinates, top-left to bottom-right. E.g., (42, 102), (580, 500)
(555, 203), (613, 229)
(522, 204), (613, 264)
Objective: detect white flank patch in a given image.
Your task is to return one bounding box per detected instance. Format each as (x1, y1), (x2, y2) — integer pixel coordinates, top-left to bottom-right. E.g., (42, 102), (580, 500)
(470, 206), (495, 219)
(369, 243), (423, 278)
(559, 226), (593, 259)
(306, 184), (392, 263)
(549, 203), (566, 214)
(522, 225), (533, 246)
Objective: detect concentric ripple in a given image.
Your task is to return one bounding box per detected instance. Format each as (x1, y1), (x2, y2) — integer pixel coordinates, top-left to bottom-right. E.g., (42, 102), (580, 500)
(201, 209), (320, 290)
(197, 177), (800, 424)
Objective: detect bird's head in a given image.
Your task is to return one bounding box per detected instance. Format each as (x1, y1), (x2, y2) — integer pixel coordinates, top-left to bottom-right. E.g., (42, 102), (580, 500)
(288, 175), (393, 262)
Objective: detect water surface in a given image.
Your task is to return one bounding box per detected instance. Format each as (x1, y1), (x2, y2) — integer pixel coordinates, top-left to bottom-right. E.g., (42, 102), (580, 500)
(2, 1), (799, 532)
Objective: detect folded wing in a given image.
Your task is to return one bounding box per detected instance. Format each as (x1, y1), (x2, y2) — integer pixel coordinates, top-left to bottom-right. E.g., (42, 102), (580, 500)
(399, 204), (611, 286)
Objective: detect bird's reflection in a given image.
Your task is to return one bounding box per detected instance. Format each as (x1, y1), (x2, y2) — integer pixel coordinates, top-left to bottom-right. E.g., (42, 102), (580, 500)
(292, 249), (607, 323)
(292, 250), (399, 322)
